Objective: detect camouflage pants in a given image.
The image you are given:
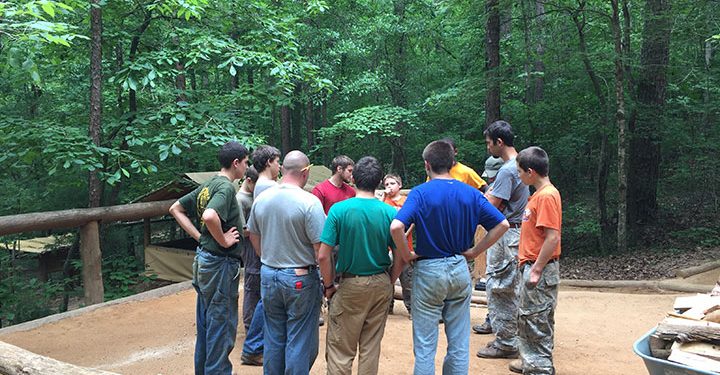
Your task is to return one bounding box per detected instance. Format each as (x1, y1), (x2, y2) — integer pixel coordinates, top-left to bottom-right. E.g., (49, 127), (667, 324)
(486, 228), (521, 350)
(518, 261), (559, 375)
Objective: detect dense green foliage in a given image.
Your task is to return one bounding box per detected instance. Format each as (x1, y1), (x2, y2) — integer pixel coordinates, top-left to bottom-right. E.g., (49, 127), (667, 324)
(1, 0), (719, 257)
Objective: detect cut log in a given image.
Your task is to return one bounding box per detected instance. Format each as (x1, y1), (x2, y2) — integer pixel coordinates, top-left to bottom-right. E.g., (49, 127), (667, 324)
(668, 341), (720, 373)
(0, 341), (118, 374)
(656, 317), (720, 343)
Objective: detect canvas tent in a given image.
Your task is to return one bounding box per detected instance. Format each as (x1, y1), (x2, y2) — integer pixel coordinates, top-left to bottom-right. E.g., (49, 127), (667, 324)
(140, 166), (333, 282)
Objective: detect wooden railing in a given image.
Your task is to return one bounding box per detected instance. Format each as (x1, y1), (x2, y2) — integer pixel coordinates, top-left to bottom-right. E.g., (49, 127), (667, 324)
(0, 200), (175, 305)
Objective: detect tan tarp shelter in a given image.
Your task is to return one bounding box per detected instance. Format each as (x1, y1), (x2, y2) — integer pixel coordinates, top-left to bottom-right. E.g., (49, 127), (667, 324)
(1, 235), (72, 281)
(141, 167), (333, 282)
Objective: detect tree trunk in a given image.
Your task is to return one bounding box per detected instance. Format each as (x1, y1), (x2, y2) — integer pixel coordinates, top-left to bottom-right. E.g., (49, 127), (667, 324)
(87, 0), (105, 306)
(532, 0), (545, 102)
(306, 100), (315, 149)
(89, 0), (103, 209)
(173, 37), (186, 103)
(611, 0), (628, 253)
(280, 105), (291, 154)
(0, 341), (118, 375)
(627, 0), (670, 231)
(485, 0), (501, 126)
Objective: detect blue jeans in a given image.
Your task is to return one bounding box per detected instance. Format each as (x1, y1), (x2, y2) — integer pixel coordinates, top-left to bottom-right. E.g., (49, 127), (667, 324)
(192, 248), (240, 375)
(411, 255), (472, 375)
(261, 265), (322, 375)
(242, 299), (264, 355)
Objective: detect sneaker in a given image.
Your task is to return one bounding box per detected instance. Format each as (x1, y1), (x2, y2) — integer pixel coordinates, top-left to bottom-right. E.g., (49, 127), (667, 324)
(476, 344), (518, 359)
(472, 321), (493, 334)
(509, 359), (523, 373)
(319, 316), (325, 326)
(241, 352), (263, 366)
(475, 278), (487, 291)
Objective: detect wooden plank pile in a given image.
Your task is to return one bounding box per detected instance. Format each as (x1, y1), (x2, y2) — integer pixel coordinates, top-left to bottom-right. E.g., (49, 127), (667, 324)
(649, 294), (720, 373)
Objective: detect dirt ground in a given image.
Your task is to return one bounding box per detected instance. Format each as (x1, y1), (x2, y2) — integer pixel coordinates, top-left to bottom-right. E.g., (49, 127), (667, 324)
(0, 284), (689, 375)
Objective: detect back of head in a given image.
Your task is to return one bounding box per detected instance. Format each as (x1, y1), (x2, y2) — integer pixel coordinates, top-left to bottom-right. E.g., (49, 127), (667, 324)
(440, 137), (457, 153)
(245, 166), (259, 183)
(282, 150), (311, 178)
(422, 140), (455, 174)
(517, 146), (549, 177)
(353, 156), (383, 192)
(252, 145), (281, 173)
(483, 120), (515, 147)
(331, 155), (354, 174)
(218, 141), (249, 169)
(482, 156), (504, 179)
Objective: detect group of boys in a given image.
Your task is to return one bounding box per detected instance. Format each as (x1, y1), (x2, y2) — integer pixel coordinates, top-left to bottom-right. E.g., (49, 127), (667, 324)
(169, 119), (563, 375)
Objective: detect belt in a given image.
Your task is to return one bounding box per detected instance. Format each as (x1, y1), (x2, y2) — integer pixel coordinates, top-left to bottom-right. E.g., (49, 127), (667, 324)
(415, 254), (460, 261)
(508, 222), (522, 229)
(340, 271), (386, 278)
(524, 258), (559, 266)
(201, 248), (242, 261)
(263, 263), (318, 271)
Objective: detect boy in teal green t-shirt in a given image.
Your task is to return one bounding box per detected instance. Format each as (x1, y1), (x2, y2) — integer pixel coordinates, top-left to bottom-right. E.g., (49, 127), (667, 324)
(318, 156), (402, 375)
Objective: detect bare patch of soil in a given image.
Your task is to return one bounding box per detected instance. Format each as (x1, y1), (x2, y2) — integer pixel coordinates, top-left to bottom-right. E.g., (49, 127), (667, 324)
(561, 246), (720, 280)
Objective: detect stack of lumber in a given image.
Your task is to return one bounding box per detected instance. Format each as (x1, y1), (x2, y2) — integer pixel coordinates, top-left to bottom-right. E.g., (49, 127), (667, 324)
(649, 294), (720, 373)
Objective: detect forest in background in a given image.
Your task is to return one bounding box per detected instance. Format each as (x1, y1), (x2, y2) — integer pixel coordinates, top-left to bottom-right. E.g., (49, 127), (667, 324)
(1, 0), (719, 259)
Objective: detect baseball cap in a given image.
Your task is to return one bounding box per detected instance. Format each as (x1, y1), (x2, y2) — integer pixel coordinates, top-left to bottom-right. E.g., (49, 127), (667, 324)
(481, 156), (504, 179)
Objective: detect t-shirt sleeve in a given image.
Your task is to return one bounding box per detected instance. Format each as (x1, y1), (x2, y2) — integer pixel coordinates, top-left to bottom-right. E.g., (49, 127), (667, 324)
(206, 184), (232, 222)
(386, 206), (398, 249)
(311, 185), (324, 204)
(476, 193), (505, 230)
(246, 202), (259, 234)
(534, 193), (562, 232)
(319, 207), (339, 247)
(466, 169), (488, 190)
(178, 186), (200, 217)
(305, 199), (327, 243)
(395, 190), (419, 227)
(488, 167), (513, 201)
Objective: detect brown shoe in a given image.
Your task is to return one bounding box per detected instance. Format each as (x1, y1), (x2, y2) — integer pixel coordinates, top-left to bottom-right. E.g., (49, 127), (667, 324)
(476, 344), (518, 359)
(509, 358), (523, 373)
(472, 321), (493, 334)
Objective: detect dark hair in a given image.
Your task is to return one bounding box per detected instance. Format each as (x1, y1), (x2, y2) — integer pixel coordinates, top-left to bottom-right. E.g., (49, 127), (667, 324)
(331, 155), (354, 173)
(422, 140), (454, 174)
(353, 156), (383, 192)
(218, 141), (249, 169)
(483, 120), (515, 147)
(245, 166), (259, 183)
(517, 146), (549, 177)
(440, 137), (457, 151)
(251, 145), (281, 173)
(383, 173), (402, 186)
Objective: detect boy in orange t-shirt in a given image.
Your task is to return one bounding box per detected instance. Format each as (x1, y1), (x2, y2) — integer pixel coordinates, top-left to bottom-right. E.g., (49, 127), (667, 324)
(511, 146), (562, 375)
(382, 174), (414, 317)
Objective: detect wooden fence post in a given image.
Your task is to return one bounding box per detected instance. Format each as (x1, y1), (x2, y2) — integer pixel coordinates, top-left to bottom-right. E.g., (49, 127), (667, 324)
(80, 221), (104, 305)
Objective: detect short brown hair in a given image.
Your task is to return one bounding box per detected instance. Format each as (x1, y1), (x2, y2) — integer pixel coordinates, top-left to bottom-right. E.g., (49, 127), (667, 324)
(422, 140), (454, 174)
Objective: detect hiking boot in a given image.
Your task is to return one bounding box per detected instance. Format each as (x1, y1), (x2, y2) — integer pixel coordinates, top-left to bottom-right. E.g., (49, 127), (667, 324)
(241, 352), (263, 366)
(509, 359), (523, 373)
(476, 344), (518, 359)
(472, 321), (493, 334)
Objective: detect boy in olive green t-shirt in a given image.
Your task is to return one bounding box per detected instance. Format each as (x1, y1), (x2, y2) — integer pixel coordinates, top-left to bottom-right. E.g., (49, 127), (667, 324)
(169, 141), (249, 375)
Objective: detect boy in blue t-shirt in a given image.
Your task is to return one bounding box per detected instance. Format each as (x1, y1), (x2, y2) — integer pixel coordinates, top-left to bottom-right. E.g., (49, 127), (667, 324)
(390, 140), (509, 374)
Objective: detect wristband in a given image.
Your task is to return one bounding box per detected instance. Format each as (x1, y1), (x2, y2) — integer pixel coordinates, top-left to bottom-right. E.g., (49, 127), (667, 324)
(324, 284), (335, 291)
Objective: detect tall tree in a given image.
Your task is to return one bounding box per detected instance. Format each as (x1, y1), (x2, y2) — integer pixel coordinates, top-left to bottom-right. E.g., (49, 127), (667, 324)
(86, 0), (105, 304)
(627, 0), (671, 232)
(485, 0), (501, 126)
(611, 0), (628, 253)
